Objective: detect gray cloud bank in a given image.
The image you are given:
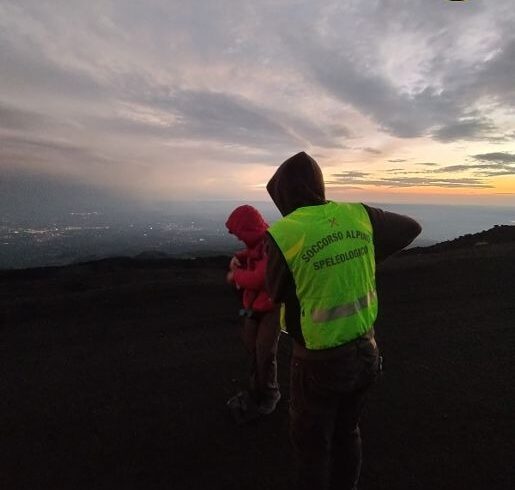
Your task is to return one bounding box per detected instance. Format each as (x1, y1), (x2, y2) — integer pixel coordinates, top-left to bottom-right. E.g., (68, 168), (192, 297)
(0, 0), (514, 198)
(329, 151), (515, 189)
(328, 171), (493, 189)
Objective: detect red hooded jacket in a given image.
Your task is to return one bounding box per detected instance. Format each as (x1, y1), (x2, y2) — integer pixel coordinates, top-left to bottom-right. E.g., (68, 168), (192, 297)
(225, 205), (274, 313)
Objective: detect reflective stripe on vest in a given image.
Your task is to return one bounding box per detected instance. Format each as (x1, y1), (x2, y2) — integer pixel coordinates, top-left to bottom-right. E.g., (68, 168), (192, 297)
(311, 289), (377, 323)
(269, 202), (377, 350)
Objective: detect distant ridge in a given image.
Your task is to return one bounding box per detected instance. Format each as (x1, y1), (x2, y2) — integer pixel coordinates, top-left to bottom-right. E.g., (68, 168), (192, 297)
(2, 226), (514, 274)
(0, 255), (231, 281)
(404, 225), (515, 255)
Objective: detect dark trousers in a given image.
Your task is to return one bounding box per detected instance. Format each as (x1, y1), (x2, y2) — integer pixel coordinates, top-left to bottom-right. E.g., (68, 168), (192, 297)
(241, 306), (281, 403)
(289, 334), (379, 490)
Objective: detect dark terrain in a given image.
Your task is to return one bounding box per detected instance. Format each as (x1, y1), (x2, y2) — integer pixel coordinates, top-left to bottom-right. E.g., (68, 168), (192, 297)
(1, 227), (514, 490)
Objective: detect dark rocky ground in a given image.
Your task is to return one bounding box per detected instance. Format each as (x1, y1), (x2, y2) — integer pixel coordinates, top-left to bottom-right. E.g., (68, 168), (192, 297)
(1, 229), (514, 490)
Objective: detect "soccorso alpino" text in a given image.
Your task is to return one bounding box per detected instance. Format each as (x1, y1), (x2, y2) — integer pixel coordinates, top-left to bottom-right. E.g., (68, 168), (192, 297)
(301, 230), (371, 263)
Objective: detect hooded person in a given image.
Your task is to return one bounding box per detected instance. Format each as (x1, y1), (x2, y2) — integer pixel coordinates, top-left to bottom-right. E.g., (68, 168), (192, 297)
(265, 152), (422, 490)
(225, 205), (281, 421)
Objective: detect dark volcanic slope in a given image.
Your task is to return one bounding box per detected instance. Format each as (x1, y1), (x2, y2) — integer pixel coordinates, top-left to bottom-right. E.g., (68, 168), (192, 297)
(1, 245), (514, 490)
(406, 224), (515, 254)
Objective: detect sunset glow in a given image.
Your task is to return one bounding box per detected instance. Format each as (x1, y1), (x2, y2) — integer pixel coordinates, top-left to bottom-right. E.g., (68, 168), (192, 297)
(1, 0), (514, 205)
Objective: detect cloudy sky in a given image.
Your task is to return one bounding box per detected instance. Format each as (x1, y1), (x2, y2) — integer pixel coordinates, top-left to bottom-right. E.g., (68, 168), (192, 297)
(1, 0), (514, 206)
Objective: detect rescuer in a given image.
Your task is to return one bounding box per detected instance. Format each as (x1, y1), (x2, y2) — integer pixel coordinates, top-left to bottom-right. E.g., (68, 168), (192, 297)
(265, 151), (422, 490)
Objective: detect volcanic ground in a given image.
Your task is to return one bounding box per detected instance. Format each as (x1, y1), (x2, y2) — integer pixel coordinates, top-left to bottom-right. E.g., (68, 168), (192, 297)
(1, 229), (514, 490)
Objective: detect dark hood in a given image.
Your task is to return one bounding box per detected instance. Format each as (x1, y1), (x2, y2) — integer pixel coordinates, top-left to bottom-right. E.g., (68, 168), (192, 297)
(225, 205), (268, 247)
(266, 151), (326, 216)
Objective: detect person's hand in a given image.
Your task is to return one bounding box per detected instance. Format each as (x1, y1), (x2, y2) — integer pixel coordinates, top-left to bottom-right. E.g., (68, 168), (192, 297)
(226, 270), (235, 284)
(229, 256), (241, 271)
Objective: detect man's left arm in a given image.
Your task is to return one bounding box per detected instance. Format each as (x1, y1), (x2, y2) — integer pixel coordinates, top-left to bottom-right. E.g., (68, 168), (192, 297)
(265, 233), (293, 303)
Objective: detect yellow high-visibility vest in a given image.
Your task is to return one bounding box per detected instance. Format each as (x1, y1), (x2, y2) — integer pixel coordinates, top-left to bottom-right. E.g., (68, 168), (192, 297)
(269, 202), (377, 349)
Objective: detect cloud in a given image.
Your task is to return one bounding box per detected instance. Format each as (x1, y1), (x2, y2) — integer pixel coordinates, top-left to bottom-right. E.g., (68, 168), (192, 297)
(329, 174), (493, 189)
(438, 166), (515, 177)
(431, 154), (515, 177)
(280, 1), (515, 141)
(434, 164), (496, 173)
(289, 40), (446, 138)
(0, 134), (118, 175)
(146, 89), (298, 148)
(387, 159), (407, 163)
(84, 88), (349, 159)
(362, 148), (382, 154)
(472, 152), (515, 163)
(332, 170), (370, 178)
(0, 103), (81, 138)
(468, 39), (515, 107)
(383, 169), (435, 177)
(143, 89), (350, 151)
(0, 104), (49, 131)
(324, 183), (364, 191)
(432, 118), (498, 142)
(0, 0), (514, 202)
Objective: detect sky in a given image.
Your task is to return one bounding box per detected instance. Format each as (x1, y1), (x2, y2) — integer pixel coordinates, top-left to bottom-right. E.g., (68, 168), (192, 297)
(1, 0), (514, 207)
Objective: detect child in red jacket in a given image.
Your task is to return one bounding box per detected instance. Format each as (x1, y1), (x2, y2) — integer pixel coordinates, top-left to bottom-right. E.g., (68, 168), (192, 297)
(225, 205), (281, 420)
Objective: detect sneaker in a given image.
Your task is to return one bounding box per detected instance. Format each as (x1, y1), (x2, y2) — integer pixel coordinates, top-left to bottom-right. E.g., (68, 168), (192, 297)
(226, 391), (261, 424)
(257, 391), (281, 415)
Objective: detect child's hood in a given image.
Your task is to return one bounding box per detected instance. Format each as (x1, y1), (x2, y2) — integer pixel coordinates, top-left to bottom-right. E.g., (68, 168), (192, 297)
(225, 205), (268, 247)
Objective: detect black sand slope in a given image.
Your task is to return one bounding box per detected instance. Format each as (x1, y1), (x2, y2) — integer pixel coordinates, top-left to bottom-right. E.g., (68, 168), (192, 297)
(1, 236), (514, 489)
